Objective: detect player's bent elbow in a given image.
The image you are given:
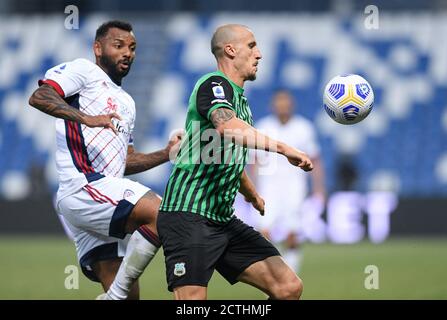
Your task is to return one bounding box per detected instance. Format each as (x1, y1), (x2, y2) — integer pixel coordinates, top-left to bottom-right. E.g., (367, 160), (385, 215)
(28, 88), (43, 108)
(28, 93), (37, 108)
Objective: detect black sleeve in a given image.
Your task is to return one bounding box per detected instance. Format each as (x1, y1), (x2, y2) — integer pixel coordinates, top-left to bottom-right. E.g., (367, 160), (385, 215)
(196, 75), (235, 120)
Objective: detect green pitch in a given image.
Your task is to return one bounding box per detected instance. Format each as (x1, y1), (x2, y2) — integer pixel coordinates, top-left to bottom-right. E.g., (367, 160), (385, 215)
(0, 236), (446, 299)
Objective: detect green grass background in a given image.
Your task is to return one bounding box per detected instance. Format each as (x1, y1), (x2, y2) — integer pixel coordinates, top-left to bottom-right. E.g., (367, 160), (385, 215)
(0, 236), (446, 299)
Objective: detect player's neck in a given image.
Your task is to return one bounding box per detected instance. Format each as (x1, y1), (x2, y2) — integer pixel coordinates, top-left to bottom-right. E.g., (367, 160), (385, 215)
(278, 115), (291, 124)
(96, 62), (123, 86)
(217, 63), (244, 88)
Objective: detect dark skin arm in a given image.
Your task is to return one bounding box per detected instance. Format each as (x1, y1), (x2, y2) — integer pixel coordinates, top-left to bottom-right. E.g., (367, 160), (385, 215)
(125, 131), (183, 175)
(28, 84), (121, 134)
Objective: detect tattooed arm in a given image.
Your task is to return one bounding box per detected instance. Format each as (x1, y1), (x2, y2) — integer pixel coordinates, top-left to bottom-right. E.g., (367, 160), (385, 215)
(125, 131), (183, 175)
(210, 107), (313, 171)
(29, 84), (121, 134)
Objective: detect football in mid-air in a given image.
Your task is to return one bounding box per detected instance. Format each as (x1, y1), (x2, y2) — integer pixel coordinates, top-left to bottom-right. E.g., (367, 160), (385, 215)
(323, 74), (374, 124)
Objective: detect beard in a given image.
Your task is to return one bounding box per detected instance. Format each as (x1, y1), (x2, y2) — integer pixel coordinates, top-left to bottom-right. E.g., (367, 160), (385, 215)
(246, 72), (257, 81)
(99, 54), (132, 83)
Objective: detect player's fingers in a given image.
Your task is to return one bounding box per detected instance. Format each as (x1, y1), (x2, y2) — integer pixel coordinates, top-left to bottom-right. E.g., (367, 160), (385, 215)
(109, 112), (122, 121)
(107, 123), (118, 135)
(170, 128), (185, 141)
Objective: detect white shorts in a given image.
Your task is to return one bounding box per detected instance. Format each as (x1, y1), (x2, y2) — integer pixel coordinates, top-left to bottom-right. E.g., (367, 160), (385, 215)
(56, 176), (150, 281)
(256, 194), (306, 243)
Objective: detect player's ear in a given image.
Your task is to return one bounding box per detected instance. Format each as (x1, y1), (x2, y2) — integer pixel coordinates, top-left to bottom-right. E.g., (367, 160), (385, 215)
(224, 44), (236, 59)
(93, 41), (102, 57)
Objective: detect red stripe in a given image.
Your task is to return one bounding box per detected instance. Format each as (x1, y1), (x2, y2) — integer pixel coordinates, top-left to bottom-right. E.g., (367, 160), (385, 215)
(87, 185), (118, 206)
(138, 225), (160, 246)
(73, 122), (93, 173)
(67, 121), (85, 172)
(84, 186), (105, 204)
(85, 185), (105, 203)
(85, 186), (110, 205)
(139, 227), (157, 243)
(72, 123), (89, 173)
(71, 122), (90, 173)
(39, 79), (65, 97)
(139, 225), (157, 238)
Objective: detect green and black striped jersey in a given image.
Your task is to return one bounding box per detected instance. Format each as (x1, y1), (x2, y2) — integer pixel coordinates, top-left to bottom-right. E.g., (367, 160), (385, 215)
(159, 70), (253, 223)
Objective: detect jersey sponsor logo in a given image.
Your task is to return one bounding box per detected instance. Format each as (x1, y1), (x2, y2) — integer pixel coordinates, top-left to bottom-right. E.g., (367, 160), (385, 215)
(111, 118), (131, 137)
(174, 262), (186, 277)
(106, 97), (118, 113)
(212, 85), (225, 99)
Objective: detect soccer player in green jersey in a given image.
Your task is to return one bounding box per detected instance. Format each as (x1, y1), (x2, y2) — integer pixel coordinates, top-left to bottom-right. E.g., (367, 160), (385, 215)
(103, 23), (313, 300)
(156, 24), (313, 300)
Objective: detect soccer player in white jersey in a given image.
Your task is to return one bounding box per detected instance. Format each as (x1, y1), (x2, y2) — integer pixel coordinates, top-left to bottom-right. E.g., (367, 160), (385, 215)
(29, 20), (182, 299)
(255, 90), (326, 273)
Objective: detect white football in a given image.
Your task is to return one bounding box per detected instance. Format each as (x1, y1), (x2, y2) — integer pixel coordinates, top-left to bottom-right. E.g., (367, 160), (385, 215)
(323, 74), (374, 124)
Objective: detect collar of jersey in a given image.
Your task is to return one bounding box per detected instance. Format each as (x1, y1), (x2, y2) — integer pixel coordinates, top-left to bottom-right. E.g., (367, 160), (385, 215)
(215, 70), (244, 94)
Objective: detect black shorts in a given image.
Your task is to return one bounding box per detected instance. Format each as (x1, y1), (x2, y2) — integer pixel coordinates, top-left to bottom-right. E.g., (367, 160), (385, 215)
(157, 211), (280, 292)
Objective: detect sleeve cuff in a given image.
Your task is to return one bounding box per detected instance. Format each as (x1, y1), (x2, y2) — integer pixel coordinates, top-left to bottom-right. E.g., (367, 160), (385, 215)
(38, 79), (65, 97)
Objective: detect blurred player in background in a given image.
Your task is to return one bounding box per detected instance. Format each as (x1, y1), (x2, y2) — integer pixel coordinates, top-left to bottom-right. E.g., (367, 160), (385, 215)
(255, 90), (326, 274)
(28, 20), (181, 299)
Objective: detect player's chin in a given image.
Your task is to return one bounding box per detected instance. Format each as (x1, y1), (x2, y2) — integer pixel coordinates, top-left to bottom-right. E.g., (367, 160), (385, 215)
(116, 67), (131, 77)
(246, 72), (257, 81)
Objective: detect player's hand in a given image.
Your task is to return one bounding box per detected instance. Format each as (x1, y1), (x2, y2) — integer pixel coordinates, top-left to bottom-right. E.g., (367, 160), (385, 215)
(245, 194), (265, 216)
(282, 146), (313, 172)
(83, 113), (122, 135)
(166, 129), (184, 161)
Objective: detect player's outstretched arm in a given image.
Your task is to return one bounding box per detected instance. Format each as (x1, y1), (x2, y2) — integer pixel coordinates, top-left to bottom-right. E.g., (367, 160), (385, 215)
(239, 170), (265, 216)
(29, 84), (121, 134)
(210, 108), (313, 172)
(124, 131), (183, 175)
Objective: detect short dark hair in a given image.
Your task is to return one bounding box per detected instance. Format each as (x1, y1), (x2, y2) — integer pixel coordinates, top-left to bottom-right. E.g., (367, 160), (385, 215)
(95, 20), (133, 41)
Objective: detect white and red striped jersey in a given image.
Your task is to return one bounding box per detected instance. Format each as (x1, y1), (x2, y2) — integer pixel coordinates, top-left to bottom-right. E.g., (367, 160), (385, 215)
(39, 58), (136, 201)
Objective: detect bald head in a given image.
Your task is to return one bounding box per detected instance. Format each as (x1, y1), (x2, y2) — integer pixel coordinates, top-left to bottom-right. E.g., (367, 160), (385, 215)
(211, 24), (251, 59)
